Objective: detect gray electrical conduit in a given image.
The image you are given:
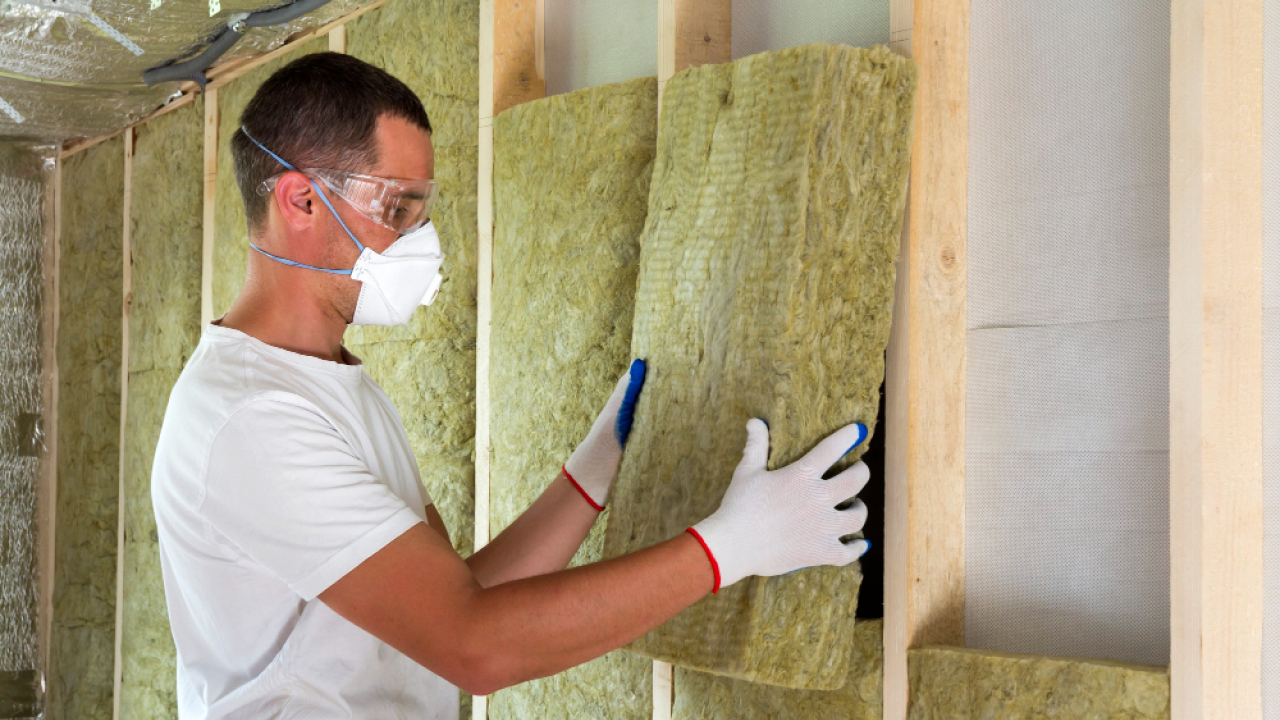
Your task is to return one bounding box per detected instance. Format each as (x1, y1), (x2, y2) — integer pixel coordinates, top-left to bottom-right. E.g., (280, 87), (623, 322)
(142, 0), (336, 87)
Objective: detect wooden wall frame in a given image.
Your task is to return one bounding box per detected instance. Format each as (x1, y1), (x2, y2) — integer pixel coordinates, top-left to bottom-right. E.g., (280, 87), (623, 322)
(37, 143), (62, 709)
(111, 126), (134, 720)
(882, 0), (968, 718)
(1169, 0), (1265, 718)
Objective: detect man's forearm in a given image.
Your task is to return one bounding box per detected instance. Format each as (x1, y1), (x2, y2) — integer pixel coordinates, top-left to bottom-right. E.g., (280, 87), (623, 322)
(465, 472), (601, 587)
(460, 531), (712, 692)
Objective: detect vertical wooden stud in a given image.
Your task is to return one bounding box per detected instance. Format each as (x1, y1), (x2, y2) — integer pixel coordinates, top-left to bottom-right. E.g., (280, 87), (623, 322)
(1169, 0), (1265, 718)
(38, 146), (62, 700)
(883, 0), (968, 718)
(112, 127), (134, 720)
(328, 24), (347, 53)
(477, 2), (543, 717)
(201, 89), (218, 328)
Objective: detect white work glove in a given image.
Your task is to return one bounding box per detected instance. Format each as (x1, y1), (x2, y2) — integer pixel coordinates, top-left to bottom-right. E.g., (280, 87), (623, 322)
(562, 359), (647, 511)
(687, 419), (871, 593)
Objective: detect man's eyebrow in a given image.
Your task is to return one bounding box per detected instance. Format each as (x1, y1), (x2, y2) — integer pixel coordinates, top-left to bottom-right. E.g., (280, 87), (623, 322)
(401, 192), (427, 201)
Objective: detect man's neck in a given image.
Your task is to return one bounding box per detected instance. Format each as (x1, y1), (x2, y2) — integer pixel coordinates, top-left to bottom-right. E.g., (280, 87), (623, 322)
(217, 268), (350, 365)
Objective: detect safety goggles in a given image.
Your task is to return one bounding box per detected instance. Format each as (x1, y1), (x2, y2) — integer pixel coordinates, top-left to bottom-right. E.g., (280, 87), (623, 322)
(258, 168), (439, 234)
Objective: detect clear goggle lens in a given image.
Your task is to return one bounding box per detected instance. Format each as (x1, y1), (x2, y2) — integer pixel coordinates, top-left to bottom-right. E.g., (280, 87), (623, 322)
(258, 168), (440, 234)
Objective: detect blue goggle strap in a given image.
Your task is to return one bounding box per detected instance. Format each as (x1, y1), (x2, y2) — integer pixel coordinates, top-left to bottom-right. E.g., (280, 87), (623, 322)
(240, 126), (367, 262)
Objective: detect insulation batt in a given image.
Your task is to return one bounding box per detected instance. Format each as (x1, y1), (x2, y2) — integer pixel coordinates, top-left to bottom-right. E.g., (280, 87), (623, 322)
(50, 135), (124, 720)
(120, 98), (204, 720)
(674, 619), (884, 719)
(601, 43), (917, 690)
(907, 647), (1170, 720)
(347, 0), (480, 565)
(488, 76), (658, 720)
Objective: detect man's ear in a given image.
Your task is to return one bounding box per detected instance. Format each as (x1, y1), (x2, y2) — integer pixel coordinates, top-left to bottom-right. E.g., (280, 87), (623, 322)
(274, 171), (316, 232)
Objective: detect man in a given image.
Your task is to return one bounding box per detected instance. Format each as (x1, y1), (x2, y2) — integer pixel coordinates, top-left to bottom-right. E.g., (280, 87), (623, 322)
(152, 52), (871, 719)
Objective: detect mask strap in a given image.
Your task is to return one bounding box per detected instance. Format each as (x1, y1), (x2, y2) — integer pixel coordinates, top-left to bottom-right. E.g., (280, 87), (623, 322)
(240, 126), (367, 273)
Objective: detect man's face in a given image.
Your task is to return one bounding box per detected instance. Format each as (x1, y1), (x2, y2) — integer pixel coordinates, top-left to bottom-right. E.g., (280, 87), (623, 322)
(325, 114), (435, 256)
(314, 114), (434, 321)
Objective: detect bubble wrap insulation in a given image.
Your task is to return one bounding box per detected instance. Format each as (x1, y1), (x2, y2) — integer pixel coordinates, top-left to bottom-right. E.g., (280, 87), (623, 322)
(49, 134), (123, 720)
(119, 97), (203, 719)
(0, 0), (375, 140)
(487, 76), (657, 720)
(964, 0), (1171, 666)
(1263, 0), (1280, 713)
(0, 140), (54, 720)
(601, 44), (916, 690)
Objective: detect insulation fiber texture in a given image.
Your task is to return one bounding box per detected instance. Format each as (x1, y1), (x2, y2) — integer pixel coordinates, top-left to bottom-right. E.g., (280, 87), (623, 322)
(601, 43), (916, 690)
(212, 38), (328, 320)
(50, 136), (123, 720)
(487, 76), (657, 720)
(120, 99), (204, 720)
(347, 0), (480, 561)
(907, 647), (1170, 720)
(674, 618), (883, 719)
(0, 141), (53, 693)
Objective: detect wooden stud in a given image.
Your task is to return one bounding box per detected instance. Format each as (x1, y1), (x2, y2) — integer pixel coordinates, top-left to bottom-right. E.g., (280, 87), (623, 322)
(328, 24), (347, 54)
(658, 0), (731, 103)
(112, 127), (134, 720)
(652, 660), (674, 720)
(202, 88), (218, 328)
(37, 146), (62, 698)
(475, 2), (544, 717)
(652, 2), (730, 713)
(883, 0), (968, 718)
(1169, 0), (1265, 718)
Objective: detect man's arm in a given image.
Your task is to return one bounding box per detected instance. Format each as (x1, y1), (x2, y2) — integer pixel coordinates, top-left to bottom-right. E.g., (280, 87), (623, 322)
(320, 520), (710, 696)
(464, 471), (599, 587)
(320, 419), (871, 696)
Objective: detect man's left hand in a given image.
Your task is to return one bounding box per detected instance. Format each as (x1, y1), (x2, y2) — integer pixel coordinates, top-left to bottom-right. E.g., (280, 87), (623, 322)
(562, 358), (647, 510)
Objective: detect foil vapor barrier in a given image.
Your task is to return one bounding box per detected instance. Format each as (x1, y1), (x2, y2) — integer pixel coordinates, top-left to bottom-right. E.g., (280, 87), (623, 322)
(0, 141), (55, 720)
(0, 0), (373, 141)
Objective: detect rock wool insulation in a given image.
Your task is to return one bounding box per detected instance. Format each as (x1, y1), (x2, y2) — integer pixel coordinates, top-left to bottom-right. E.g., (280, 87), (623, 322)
(120, 99), (204, 719)
(674, 619), (883, 719)
(601, 43), (916, 690)
(51, 136), (124, 720)
(347, 0), (480, 560)
(488, 76), (657, 720)
(906, 647), (1170, 720)
(211, 38), (327, 319)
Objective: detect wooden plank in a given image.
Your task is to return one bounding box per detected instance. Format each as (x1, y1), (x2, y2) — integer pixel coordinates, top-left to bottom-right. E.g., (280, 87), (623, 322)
(652, 2), (730, 712)
(112, 127), (134, 720)
(491, 0), (544, 116)
(658, 0), (731, 102)
(201, 88), (218, 328)
(474, 4), (543, 716)
(328, 23), (347, 53)
(37, 146), (62, 698)
(652, 660), (674, 720)
(883, 0), (967, 718)
(1169, 0), (1265, 718)
(61, 90), (199, 161)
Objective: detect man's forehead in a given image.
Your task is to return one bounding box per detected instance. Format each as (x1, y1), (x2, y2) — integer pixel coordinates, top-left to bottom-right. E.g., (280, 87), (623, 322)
(373, 114), (434, 181)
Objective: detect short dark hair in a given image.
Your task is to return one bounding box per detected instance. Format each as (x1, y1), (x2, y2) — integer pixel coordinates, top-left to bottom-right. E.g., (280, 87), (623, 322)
(232, 51), (432, 232)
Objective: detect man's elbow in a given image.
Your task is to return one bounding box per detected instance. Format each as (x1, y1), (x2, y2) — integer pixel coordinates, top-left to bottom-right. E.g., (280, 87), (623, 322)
(439, 645), (523, 697)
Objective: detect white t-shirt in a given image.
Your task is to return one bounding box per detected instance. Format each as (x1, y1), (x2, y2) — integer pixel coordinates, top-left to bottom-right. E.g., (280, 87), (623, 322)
(151, 323), (459, 720)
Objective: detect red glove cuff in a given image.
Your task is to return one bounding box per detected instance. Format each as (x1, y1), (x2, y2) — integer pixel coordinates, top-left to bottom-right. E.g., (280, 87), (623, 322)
(561, 465), (605, 512)
(685, 527), (721, 594)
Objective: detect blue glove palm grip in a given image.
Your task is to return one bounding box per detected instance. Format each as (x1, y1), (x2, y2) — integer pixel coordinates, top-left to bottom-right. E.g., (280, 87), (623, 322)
(614, 358), (646, 447)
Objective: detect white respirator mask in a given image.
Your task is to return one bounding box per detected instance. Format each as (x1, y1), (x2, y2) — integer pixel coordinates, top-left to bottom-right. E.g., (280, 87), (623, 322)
(241, 127), (446, 327)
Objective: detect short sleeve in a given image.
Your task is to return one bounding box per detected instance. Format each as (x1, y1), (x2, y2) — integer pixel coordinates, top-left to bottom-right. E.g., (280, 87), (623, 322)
(200, 397), (424, 601)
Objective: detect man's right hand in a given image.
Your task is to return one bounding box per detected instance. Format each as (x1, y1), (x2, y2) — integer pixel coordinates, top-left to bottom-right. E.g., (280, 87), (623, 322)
(687, 419), (871, 593)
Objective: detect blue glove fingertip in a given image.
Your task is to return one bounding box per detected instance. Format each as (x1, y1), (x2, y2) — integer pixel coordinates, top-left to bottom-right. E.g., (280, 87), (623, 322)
(614, 359), (647, 446)
(841, 423), (868, 458)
